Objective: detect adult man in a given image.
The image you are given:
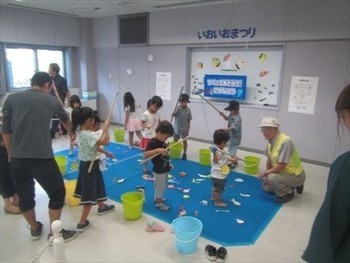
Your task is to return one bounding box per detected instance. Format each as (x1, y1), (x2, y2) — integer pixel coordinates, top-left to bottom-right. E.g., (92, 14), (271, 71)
(49, 63), (70, 138)
(257, 117), (305, 203)
(2, 72), (77, 242)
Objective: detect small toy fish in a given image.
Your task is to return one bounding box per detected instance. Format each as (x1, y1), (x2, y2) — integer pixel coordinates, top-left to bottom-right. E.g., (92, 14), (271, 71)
(197, 173), (211, 178)
(231, 198), (241, 206)
(200, 200), (208, 206)
(236, 218), (245, 224)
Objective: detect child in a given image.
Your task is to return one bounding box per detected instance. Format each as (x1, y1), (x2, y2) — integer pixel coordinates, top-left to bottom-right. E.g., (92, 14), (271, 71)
(66, 95), (82, 156)
(140, 95), (163, 174)
(71, 107), (115, 233)
(123, 92), (143, 148)
(210, 129), (238, 207)
(219, 100), (242, 168)
(91, 111), (114, 171)
(144, 120), (174, 212)
(171, 93), (192, 160)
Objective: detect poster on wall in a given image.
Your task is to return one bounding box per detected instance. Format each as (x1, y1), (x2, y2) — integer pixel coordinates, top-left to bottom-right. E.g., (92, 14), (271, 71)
(288, 76), (319, 115)
(156, 72), (171, 101)
(189, 45), (284, 107)
(204, 74), (246, 99)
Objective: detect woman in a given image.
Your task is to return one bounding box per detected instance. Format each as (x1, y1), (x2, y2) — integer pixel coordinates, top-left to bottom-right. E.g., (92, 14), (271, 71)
(302, 84), (350, 263)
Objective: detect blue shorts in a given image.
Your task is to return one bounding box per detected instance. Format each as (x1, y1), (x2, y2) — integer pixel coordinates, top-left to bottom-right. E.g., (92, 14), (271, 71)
(173, 130), (189, 140)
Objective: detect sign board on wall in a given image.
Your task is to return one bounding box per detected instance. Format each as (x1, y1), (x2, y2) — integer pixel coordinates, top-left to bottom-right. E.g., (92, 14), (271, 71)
(189, 45), (284, 108)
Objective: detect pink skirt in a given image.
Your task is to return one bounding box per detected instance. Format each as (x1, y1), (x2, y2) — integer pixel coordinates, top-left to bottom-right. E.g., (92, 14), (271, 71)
(126, 118), (142, 132)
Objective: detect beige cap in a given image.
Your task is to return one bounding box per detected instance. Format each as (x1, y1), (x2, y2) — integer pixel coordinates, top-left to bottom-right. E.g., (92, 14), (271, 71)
(259, 117), (279, 127)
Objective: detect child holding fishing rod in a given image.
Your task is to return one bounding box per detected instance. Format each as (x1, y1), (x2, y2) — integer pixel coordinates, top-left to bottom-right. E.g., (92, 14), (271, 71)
(219, 100), (242, 169)
(171, 93), (192, 160)
(210, 129), (238, 207)
(143, 120), (174, 212)
(72, 107), (115, 232)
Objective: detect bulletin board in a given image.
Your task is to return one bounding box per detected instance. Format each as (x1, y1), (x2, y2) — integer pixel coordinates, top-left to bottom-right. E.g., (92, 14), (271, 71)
(188, 44), (285, 108)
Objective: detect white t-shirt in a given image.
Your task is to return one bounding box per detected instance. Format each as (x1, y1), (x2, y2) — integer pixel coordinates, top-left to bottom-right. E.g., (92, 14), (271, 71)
(141, 110), (160, 139)
(210, 148), (229, 179)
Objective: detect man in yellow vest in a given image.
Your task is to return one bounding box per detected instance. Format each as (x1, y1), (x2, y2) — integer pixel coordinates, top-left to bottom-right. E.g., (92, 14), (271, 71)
(257, 117), (306, 203)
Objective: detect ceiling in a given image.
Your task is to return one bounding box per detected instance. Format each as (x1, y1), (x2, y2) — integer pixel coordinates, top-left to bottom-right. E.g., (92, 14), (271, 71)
(0, 0), (235, 18)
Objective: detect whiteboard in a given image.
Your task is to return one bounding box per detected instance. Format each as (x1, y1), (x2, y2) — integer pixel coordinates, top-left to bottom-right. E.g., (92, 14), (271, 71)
(189, 45), (284, 108)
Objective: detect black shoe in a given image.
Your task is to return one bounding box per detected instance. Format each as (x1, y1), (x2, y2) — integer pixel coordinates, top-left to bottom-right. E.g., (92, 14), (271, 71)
(30, 221), (43, 240)
(275, 191), (295, 203)
(97, 204), (115, 215)
(77, 220), (90, 233)
(296, 184), (304, 194)
(182, 153), (187, 160)
(47, 228), (78, 244)
(205, 245), (217, 261)
(217, 246), (227, 263)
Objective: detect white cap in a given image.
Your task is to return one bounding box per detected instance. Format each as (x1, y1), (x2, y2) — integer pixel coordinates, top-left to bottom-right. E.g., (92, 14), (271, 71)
(259, 117), (279, 128)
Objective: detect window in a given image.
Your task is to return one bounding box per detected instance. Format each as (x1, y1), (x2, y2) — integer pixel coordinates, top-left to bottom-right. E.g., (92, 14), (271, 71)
(4, 44), (67, 91)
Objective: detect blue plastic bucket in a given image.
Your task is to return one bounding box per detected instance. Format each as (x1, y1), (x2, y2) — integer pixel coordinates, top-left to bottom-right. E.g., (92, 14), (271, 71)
(172, 216), (203, 254)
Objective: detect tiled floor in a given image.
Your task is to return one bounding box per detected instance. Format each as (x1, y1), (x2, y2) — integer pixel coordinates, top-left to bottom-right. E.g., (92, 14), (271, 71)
(0, 130), (329, 263)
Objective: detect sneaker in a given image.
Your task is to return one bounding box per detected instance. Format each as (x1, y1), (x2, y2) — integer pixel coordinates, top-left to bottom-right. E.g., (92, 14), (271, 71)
(182, 153), (187, 160)
(205, 245), (217, 261)
(216, 246), (227, 263)
(296, 184), (304, 194)
(47, 229), (78, 244)
(97, 204), (115, 215)
(156, 203), (170, 212)
(77, 220), (90, 233)
(31, 221), (43, 240)
(275, 191), (295, 203)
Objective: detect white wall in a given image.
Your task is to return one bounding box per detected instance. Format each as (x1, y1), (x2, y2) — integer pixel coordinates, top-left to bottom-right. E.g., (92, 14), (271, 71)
(92, 1), (350, 165)
(0, 6), (80, 46)
(0, 1), (349, 165)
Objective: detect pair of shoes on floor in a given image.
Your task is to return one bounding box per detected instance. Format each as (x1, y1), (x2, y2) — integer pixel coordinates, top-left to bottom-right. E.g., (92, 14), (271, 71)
(275, 191), (295, 203)
(156, 203), (171, 212)
(97, 204), (115, 215)
(205, 245), (227, 262)
(296, 184), (304, 194)
(145, 221), (165, 232)
(77, 220), (90, 233)
(47, 228), (78, 244)
(182, 153), (187, 160)
(30, 221), (43, 240)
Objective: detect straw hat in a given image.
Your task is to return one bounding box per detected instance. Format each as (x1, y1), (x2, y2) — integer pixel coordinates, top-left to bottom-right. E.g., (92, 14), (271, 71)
(259, 117), (279, 128)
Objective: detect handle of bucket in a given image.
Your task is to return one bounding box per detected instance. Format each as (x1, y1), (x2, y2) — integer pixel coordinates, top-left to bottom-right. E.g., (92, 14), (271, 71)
(172, 232), (201, 243)
(244, 161), (259, 168)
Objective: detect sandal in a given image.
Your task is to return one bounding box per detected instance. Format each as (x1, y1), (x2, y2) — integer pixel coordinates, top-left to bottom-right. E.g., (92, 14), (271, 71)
(216, 246), (227, 263)
(205, 244), (217, 261)
(145, 221), (165, 232)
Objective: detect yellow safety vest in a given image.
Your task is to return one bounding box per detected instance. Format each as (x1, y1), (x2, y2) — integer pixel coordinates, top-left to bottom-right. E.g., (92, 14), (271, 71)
(268, 133), (304, 176)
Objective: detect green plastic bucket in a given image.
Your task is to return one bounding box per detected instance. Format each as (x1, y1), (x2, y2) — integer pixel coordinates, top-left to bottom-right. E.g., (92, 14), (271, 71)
(54, 155), (67, 175)
(121, 192), (144, 220)
(114, 128), (125, 142)
(169, 141), (183, 159)
(199, 149), (210, 166)
(244, 156), (261, 175)
(172, 216), (203, 254)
